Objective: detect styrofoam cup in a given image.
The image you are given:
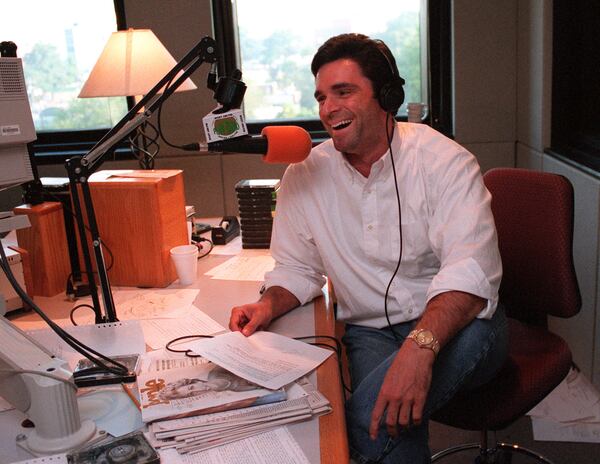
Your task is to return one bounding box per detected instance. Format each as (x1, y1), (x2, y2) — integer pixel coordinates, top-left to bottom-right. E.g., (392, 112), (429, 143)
(170, 244), (199, 285)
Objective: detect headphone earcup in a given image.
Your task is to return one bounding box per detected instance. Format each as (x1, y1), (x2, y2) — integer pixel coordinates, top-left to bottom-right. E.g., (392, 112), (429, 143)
(378, 78), (405, 114)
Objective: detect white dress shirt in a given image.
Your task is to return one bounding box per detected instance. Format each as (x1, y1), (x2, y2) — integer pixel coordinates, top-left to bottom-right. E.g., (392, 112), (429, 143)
(264, 122), (502, 328)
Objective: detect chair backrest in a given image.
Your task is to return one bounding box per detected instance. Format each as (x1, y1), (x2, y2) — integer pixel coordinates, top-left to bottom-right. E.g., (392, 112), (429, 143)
(483, 168), (581, 324)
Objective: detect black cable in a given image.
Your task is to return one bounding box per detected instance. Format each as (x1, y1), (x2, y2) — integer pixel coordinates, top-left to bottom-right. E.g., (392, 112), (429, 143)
(295, 335), (352, 394)
(69, 303), (96, 326)
(128, 120), (161, 169)
(0, 241), (128, 377)
(157, 75), (188, 150)
(196, 237), (214, 259)
(165, 334), (214, 357)
(383, 112), (403, 343)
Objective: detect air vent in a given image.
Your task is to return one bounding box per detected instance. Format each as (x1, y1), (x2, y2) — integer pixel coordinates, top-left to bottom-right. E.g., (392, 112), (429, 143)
(0, 59), (26, 98)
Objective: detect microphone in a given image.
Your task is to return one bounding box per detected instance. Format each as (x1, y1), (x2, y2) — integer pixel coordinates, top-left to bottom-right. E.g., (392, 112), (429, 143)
(187, 126), (312, 164)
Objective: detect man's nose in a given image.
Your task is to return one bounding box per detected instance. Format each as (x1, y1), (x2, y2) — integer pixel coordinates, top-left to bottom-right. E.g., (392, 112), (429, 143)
(321, 97), (339, 118)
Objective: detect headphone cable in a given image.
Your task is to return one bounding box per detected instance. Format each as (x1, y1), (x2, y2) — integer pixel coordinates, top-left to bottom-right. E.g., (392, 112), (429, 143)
(383, 112), (403, 342)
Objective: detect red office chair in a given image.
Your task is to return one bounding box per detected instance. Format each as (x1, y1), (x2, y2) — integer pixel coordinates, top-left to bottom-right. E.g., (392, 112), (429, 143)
(431, 168), (582, 463)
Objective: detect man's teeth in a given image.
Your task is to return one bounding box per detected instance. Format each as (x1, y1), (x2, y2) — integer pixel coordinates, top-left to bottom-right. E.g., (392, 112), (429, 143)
(332, 119), (352, 130)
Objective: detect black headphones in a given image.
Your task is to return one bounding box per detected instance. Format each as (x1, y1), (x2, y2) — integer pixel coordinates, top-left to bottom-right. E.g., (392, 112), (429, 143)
(375, 40), (406, 114)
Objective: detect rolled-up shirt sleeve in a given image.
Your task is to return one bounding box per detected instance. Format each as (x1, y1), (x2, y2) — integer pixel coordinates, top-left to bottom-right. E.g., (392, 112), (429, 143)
(263, 165), (327, 305)
(424, 149), (502, 319)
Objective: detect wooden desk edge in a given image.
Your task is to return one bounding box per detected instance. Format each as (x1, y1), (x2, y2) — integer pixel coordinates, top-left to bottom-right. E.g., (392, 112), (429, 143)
(314, 293), (350, 463)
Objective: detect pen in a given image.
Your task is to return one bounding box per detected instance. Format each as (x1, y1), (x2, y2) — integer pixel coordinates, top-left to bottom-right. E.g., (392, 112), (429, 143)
(121, 383), (141, 411)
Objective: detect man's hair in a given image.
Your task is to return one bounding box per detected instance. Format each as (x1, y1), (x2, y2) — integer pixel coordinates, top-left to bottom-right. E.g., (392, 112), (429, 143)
(310, 33), (399, 100)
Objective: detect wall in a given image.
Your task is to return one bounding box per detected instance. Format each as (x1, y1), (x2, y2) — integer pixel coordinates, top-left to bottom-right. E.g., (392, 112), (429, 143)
(452, 0), (518, 172)
(514, 0), (600, 387)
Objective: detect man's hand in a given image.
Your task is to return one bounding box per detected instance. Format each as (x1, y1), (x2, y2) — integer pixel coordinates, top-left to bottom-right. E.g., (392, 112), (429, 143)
(367, 291), (486, 439)
(369, 341), (435, 439)
(229, 302), (273, 336)
(229, 286), (301, 337)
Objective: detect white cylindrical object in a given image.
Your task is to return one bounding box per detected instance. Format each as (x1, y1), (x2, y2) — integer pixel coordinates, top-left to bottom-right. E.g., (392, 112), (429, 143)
(407, 102), (427, 123)
(170, 244), (199, 285)
(22, 360), (96, 454)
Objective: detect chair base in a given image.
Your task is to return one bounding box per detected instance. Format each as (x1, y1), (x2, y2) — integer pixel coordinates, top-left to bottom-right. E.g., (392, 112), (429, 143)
(431, 441), (556, 464)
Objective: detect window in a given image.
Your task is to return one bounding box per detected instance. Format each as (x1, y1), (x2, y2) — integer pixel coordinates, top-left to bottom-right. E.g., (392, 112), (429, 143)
(236, 0), (425, 123)
(550, 0), (600, 172)
(214, 0), (453, 136)
(1, 0), (127, 160)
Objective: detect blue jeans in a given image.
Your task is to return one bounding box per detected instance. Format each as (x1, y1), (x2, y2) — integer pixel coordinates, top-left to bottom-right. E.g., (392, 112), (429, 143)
(343, 305), (508, 464)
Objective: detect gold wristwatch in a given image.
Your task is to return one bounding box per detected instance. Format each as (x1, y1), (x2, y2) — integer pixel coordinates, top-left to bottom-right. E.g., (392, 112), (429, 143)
(407, 329), (440, 356)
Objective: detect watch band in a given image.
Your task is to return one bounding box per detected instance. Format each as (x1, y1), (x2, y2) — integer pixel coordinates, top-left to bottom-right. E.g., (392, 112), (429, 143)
(407, 328), (440, 356)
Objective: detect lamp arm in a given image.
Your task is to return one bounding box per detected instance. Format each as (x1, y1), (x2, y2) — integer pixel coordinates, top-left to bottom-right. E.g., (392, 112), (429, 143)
(82, 35), (218, 173)
(65, 35), (218, 323)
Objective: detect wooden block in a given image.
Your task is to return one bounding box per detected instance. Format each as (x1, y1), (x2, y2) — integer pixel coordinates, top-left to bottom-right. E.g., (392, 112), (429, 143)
(87, 170), (188, 288)
(13, 202), (71, 297)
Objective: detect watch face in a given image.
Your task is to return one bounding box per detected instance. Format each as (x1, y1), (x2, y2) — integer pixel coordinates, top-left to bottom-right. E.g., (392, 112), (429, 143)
(417, 331), (434, 345)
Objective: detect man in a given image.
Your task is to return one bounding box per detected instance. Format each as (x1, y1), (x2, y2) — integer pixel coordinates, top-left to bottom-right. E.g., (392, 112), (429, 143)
(229, 33), (508, 463)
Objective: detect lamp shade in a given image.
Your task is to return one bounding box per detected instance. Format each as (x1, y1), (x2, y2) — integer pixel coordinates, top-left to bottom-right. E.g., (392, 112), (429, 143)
(78, 28), (197, 97)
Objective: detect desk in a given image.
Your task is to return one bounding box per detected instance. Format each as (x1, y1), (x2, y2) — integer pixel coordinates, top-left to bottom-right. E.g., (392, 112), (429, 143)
(2, 236), (349, 463)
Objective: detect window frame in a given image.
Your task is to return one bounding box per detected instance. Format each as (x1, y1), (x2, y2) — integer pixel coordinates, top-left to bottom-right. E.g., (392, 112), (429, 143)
(212, 0), (453, 139)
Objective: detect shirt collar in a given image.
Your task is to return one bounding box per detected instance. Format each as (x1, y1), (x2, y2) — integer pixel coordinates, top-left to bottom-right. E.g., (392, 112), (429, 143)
(332, 122), (404, 182)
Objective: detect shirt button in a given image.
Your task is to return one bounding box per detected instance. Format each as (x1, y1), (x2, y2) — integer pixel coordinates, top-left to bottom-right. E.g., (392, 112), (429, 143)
(367, 225), (373, 231)
(366, 189), (372, 194)
(408, 308), (413, 314)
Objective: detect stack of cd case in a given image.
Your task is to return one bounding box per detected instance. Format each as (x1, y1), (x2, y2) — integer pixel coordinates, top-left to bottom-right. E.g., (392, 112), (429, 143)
(235, 179), (280, 249)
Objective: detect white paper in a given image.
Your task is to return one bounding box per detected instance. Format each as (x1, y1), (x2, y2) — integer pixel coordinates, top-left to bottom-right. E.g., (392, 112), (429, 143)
(72, 288), (200, 325)
(529, 369), (600, 423)
(140, 305), (227, 350)
(26, 320), (146, 368)
(14, 454), (68, 464)
(209, 238), (243, 256)
(531, 416), (600, 443)
(205, 255), (275, 281)
(140, 348), (211, 373)
(158, 427), (310, 464)
(188, 331), (332, 390)
(528, 368), (600, 442)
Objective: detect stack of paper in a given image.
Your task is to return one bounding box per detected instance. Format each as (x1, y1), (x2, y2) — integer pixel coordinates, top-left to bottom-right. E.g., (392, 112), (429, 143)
(158, 427), (313, 464)
(137, 330), (333, 455)
(528, 368), (600, 443)
(147, 377), (331, 454)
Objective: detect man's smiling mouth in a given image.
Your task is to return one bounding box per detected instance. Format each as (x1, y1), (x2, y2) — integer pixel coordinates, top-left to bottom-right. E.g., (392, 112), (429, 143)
(332, 119), (352, 131)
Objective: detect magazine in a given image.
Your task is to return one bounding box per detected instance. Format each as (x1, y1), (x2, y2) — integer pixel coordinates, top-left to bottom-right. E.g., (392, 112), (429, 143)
(138, 362), (286, 423)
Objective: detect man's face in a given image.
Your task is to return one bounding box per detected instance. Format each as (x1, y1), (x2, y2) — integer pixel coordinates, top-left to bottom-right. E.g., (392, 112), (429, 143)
(314, 58), (389, 160)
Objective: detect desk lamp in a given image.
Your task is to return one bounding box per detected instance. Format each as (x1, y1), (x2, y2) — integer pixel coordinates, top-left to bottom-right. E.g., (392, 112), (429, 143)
(78, 29), (197, 169)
